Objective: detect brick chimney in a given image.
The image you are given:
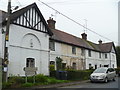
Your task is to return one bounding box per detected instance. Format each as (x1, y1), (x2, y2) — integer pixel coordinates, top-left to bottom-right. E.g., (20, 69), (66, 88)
(47, 17), (56, 29)
(81, 33), (87, 40)
(98, 40), (102, 45)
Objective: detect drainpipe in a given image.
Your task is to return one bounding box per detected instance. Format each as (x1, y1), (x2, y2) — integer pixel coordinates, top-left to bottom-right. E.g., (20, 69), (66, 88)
(110, 53), (111, 68)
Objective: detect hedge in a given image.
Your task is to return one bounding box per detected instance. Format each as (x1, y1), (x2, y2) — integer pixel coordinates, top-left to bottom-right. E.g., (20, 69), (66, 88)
(50, 70), (94, 81)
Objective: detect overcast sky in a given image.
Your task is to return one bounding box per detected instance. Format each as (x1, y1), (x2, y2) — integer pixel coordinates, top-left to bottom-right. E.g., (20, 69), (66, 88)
(0, 0), (119, 45)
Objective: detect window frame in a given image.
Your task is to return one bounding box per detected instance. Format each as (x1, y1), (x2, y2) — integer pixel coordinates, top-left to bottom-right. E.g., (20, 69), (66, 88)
(72, 46), (76, 54)
(88, 50), (91, 57)
(26, 58), (35, 67)
(72, 62), (76, 70)
(81, 48), (85, 56)
(99, 52), (101, 58)
(49, 40), (55, 51)
(105, 53), (107, 59)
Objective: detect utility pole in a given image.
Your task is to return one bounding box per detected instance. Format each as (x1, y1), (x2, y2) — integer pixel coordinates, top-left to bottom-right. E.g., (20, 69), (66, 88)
(3, 0), (11, 82)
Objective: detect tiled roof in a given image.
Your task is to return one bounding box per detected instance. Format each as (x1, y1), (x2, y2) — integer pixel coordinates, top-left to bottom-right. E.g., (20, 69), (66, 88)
(98, 42), (113, 52)
(50, 29), (114, 53)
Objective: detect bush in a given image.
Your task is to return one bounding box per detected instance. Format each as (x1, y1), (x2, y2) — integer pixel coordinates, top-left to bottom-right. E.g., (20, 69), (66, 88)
(3, 74), (69, 88)
(50, 65), (55, 71)
(50, 70), (93, 81)
(66, 70), (93, 81)
(2, 82), (12, 89)
(35, 74), (48, 83)
(27, 76), (34, 83)
(22, 83), (34, 87)
(8, 76), (25, 84)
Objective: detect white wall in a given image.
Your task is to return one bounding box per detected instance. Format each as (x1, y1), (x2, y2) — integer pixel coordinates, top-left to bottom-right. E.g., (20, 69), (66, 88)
(85, 48), (117, 69)
(50, 41), (117, 70)
(50, 42), (62, 61)
(7, 24), (50, 76)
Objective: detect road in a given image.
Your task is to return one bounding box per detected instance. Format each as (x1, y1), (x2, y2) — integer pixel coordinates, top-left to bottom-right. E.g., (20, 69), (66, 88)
(60, 77), (120, 89)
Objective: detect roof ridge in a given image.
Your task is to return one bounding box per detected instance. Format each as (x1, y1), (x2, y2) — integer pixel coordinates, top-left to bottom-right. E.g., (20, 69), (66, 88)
(54, 29), (82, 39)
(51, 29), (114, 52)
(11, 3), (36, 21)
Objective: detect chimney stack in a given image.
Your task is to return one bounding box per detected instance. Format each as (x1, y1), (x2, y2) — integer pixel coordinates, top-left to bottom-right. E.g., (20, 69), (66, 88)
(98, 40), (102, 44)
(81, 33), (87, 40)
(47, 17), (56, 29)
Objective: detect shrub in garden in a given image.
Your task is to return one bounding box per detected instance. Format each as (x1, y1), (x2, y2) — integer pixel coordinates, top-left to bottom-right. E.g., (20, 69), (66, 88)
(35, 74), (48, 83)
(8, 76), (25, 84)
(2, 82), (12, 89)
(3, 76), (25, 88)
(49, 65), (55, 71)
(21, 83), (34, 87)
(67, 70), (93, 81)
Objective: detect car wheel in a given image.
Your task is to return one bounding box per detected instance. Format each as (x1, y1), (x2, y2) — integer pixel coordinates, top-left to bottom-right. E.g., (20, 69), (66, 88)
(104, 77), (108, 83)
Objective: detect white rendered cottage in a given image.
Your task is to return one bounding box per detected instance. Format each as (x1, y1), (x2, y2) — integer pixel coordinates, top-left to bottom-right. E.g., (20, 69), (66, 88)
(0, 3), (53, 76)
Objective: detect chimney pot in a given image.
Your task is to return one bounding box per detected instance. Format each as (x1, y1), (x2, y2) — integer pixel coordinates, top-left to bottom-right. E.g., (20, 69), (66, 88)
(98, 40), (102, 44)
(47, 17), (56, 29)
(81, 33), (87, 40)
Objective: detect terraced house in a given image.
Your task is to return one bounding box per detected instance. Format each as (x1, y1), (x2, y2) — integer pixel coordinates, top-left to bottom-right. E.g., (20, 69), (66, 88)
(48, 18), (117, 70)
(0, 2), (117, 78)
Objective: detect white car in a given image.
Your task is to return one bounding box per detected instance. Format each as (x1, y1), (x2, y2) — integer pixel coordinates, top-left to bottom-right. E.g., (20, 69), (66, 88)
(90, 67), (116, 83)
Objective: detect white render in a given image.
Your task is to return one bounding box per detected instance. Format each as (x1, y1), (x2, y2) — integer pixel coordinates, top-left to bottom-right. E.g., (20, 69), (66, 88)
(0, 3), (53, 77)
(1, 24), (50, 76)
(85, 47), (117, 69)
(50, 41), (117, 70)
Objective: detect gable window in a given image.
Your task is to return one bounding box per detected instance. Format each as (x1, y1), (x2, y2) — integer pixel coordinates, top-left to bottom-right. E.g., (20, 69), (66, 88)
(26, 58), (35, 67)
(72, 46), (76, 54)
(105, 53), (107, 59)
(99, 52), (101, 58)
(88, 50), (91, 57)
(81, 48), (85, 56)
(49, 40), (55, 51)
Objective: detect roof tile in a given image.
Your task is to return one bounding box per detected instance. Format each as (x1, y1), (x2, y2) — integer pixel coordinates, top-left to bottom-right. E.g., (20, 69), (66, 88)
(50, 29), (113, 52)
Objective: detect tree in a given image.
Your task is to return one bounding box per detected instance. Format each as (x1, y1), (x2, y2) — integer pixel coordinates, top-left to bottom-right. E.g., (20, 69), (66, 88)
(56, 57), (63, 70)
(116, 46), (120, 67)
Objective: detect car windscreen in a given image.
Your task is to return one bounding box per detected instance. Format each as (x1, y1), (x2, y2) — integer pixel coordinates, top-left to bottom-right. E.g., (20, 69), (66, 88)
(93, 68), (107, 73)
